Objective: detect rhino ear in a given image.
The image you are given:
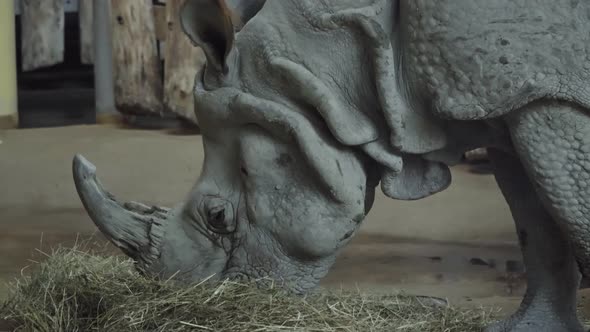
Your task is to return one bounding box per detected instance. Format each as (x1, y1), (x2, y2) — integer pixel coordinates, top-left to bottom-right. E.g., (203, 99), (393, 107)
(180, 0), (265, 73)
(180, 0), (236, 73)
(226, 0), (266, 29)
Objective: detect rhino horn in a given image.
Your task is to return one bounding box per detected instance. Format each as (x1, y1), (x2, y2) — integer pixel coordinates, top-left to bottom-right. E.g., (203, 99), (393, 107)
(72, 154), (166, 263)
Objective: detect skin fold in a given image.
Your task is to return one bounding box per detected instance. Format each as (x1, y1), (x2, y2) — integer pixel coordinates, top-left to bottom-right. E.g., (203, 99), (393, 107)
(73, 1), (590, 331)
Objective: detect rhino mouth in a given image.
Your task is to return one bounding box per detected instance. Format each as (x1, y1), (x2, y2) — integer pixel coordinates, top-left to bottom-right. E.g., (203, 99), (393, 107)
(72, 154), (166, 270)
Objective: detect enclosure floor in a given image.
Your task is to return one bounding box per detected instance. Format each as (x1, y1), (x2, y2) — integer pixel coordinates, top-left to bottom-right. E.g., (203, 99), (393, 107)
(2, 124), (590, 318)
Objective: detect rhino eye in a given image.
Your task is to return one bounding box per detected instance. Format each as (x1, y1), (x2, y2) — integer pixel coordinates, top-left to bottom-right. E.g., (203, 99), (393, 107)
(202, 196), (235, 234)
(208, 206), (226, 229)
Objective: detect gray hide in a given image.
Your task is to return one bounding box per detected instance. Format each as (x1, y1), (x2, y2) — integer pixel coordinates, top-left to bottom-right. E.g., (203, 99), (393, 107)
(73, 0), (590, 331)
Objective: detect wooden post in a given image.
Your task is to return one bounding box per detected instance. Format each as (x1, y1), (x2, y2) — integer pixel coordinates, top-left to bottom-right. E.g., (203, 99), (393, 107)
(20, 0), (64, 71)
(93, 0), (119, 123)
(110, 0), (163, 116)
(79, 0), (94, 65)
(0, 0), (18, 128)
(163, 0), (205, 124)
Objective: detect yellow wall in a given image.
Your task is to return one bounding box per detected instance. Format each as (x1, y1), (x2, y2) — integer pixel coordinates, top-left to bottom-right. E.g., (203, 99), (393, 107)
(0, 0), (18, 128)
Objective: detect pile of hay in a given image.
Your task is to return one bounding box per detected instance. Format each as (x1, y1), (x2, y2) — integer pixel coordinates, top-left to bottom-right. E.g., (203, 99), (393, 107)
(1, 245), (493, 331)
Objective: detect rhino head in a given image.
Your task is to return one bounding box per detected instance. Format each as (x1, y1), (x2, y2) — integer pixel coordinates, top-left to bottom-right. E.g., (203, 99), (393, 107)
(73, 0), (452, 293)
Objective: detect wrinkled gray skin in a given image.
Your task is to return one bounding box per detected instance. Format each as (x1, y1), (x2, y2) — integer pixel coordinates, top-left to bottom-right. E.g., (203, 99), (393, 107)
(73, 0), (590, 331)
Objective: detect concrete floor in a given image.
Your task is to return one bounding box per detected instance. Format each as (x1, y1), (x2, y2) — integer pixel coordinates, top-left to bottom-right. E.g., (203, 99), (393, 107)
(0, 124), (518, 243)
(2, 124), (585, 319)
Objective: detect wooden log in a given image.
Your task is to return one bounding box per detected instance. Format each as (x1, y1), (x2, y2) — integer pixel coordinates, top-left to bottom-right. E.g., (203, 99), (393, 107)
(20, 0), (65, 71)
(163, 0), (205, 124)
(79, 0), (94, 65)
(110, 0), (164, 115)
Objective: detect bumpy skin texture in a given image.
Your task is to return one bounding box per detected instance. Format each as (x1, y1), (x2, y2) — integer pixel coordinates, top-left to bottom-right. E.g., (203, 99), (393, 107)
(507, 102), (590, 276)
(72, 0), (590, 330)
(402, 0), (590, 122)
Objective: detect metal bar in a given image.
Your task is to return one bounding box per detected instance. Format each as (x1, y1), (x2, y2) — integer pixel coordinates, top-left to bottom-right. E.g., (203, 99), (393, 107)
(93, 0), (119, 123)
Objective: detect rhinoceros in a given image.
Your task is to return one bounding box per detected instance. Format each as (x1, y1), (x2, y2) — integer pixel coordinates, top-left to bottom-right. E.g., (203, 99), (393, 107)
(72, 0), (590, 331)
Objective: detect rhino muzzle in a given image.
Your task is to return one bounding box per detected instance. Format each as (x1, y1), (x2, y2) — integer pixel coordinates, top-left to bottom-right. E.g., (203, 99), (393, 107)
(72, 154), (166, 268)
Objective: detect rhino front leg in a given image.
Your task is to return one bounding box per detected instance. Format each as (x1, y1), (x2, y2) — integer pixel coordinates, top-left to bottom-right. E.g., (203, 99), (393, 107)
(485, 147), (583, 332)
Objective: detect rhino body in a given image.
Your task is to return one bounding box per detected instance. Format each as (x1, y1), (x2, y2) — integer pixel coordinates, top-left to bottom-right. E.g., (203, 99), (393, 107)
(73, 1), (590, 331)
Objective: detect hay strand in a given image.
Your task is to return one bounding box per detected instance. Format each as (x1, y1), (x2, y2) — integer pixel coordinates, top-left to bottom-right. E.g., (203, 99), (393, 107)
(1, 245), (494, 331)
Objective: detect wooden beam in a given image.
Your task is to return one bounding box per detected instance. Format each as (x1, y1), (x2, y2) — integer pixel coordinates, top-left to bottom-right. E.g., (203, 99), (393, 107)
(20, 0), (64, 71)
(0, 0), (18, 128)
(163, 0), (205, 124)
(110, 0), (164, 115)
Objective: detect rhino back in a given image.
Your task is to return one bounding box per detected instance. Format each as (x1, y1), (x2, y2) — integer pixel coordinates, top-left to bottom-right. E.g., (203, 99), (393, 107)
(400, 0), (590, 120)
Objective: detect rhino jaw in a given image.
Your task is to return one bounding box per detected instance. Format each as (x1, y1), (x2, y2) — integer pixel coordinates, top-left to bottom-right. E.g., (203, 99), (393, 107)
(72, 154), (166, 267)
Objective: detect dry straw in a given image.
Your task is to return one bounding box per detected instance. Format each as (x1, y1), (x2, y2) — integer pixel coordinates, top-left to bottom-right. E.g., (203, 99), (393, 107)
(1, 243), (494, 331)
